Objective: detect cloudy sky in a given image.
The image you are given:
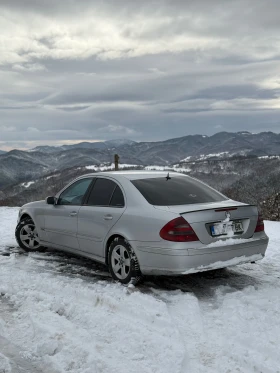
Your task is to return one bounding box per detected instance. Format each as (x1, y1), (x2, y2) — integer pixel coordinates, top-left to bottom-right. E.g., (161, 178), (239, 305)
(1, 0), (280, 150)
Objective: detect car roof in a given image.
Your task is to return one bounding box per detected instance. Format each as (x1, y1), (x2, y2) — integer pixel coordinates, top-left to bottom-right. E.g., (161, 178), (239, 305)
(83, 171), (188, 181)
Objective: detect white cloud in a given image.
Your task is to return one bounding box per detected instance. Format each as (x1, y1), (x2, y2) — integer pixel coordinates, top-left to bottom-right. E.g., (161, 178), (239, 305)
(260, 75), (280, 89)
(1, 2), (280, 69)
(27, 127), (40, 132)
(99, 124), (138, 135)
(148, 68), (166, 76)
(13, 63), (47, 72)
(0, 125), (16, 132)
(0, 7), (245, 66)
(0, 0), (280, 149)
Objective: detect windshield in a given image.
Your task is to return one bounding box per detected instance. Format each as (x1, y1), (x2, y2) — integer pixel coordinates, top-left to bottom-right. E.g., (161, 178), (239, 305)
(131, 176), (227, 206)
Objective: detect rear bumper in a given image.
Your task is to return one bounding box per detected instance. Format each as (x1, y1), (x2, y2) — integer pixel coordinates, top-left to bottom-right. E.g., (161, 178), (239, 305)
(134, 236), (269, 275)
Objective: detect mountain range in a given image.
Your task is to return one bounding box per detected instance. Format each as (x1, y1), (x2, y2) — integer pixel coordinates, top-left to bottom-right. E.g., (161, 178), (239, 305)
(29, 139), (136, 154)
(0, 131), (280, 189)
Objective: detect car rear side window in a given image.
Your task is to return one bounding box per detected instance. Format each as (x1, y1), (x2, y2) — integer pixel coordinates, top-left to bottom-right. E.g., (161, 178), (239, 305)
(110, 185), (125, 207)
(87, 178), (123, 207)
(131, 176), (227, 206)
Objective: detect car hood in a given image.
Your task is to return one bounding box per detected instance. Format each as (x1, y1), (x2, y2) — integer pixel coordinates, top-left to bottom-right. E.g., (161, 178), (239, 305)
(22, 200), (45, 208)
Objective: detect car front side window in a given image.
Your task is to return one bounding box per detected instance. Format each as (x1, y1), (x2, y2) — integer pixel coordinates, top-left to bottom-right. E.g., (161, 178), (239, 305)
(58, 178), (93, 206)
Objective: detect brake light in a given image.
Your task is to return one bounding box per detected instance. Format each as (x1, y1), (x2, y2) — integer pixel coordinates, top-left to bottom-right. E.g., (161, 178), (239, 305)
(254, 212), (264, 233)
(160, 217), (199, 242)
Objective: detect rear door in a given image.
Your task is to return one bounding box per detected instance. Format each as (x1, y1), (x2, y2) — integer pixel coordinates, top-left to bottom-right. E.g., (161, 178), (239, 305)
(44, 177), (93, 249)
(77, 177), (126, 258)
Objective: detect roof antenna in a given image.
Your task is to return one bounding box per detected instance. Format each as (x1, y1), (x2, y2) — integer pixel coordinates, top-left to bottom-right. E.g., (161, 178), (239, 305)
(166, 172), (171, 181)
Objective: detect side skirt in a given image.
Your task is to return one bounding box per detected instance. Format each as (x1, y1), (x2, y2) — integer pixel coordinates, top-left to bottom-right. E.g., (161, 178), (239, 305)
(40, 240), (106, 265)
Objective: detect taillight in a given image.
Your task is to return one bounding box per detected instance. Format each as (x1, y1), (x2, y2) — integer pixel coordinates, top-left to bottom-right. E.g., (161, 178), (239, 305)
(160, 217), (199, 242)
(254, 212), (264, 233)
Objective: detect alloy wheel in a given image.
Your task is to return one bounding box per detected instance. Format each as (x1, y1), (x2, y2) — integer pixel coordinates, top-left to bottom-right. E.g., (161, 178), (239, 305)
(19, 223), (40, 250)
(111, 244), (131, 280)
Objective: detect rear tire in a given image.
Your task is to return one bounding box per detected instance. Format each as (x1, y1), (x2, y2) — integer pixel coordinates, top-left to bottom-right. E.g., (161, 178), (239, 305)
(15, 218), (45, 252)
(108, 238), (142, 285)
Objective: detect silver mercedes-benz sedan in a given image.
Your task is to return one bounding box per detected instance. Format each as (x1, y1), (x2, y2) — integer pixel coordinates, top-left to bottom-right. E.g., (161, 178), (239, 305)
(15, 171), (269, 284)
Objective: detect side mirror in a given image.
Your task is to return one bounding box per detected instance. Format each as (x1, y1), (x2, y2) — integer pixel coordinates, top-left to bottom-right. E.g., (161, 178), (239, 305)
(46, 196), (56, 205)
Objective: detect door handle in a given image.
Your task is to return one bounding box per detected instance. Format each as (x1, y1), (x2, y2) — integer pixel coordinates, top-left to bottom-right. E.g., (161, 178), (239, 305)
(69, 211), (77, 217)
(104, 215), (113, 221)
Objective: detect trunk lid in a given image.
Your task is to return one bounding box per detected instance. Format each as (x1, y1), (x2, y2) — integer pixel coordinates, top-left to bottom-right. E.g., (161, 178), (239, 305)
(154, 200), (258, 244)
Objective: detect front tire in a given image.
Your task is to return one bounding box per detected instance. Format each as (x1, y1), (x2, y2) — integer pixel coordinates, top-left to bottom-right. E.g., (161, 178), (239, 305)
(15, 218), (45, 252)
(108, 238), (142, 285)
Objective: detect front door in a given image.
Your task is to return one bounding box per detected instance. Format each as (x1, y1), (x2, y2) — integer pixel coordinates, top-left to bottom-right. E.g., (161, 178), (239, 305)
(77, 177), (126, 258)
(44, 177), (93, 250)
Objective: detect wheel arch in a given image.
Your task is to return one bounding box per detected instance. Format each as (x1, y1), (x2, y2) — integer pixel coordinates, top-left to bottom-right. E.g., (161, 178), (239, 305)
(105, 234), (125, 266)
(105, 233), (142, 284)
(20, 213), (33, 222)
(15, 213), (45, 252)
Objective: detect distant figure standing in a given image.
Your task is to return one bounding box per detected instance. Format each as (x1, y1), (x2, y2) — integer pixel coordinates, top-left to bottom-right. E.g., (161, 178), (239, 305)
(114, 154), (119, 171)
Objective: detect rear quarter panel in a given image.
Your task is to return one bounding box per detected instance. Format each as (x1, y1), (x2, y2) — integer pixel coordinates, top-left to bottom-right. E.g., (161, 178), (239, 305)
(111, 206), (178, 243)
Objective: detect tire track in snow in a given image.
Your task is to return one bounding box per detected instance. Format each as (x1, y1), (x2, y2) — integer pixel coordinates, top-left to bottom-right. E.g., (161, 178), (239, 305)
(156, 282), (280, 373)
(1, 209), (280, 373)
(0, 335), (45, 373)
(0, 253), (185, 373)
(0, 300), (46, 373)
(152, 290), (217, 373)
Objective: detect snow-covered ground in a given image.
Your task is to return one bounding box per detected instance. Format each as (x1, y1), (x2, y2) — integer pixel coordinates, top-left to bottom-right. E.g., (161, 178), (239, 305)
(20, 181), (35, 188)
(0, 207), (280, 373)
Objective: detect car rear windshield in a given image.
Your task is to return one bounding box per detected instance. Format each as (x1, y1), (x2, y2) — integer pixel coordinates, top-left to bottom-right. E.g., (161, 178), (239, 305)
(131, 176), (227, 206)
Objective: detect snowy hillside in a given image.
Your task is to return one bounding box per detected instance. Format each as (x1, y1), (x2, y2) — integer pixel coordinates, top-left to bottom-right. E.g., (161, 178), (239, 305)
(0, 207), (280, 373)
(1, 131), (280, 189)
